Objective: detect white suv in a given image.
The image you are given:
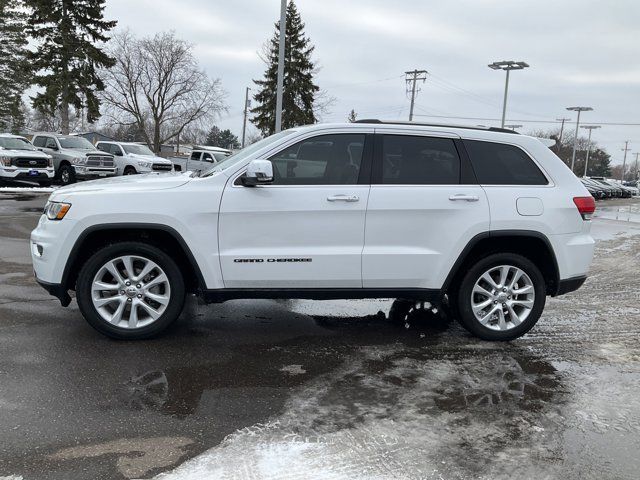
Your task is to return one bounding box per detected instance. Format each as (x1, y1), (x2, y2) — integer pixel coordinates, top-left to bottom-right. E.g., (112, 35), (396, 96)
(30, 121), (595, 341)
(95, 141), (174, 175)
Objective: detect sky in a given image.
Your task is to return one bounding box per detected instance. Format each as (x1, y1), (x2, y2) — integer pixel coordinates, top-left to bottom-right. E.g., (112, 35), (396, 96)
(104, 0), (640, 166)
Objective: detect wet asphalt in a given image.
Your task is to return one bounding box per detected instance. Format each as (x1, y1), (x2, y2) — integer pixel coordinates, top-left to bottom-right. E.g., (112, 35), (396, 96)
(0, 191), (639, 480)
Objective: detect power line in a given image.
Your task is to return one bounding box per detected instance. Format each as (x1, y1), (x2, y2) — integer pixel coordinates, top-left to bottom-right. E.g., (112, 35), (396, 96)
(411, 113), (640, 126)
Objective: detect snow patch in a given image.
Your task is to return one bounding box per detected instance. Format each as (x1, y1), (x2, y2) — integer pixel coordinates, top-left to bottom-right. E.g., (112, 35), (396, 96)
(0, 186), (56, 194)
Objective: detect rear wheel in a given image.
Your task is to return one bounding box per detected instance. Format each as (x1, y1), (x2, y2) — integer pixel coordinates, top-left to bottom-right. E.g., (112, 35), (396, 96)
(456, 253), (545, 341)
(76, 242), (185, 339)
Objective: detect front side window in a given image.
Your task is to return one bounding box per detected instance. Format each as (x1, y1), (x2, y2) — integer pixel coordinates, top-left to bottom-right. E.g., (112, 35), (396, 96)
(380, 135), (460, 185)
(32, 136), (45, 148)
(45, 137), (58, 149)
(109, 144), (123, 156)
(268, 134), (365, 185)
(202, 153), (215, 162)
(96, 143), (110, 152)
(463, 140), (548, 185)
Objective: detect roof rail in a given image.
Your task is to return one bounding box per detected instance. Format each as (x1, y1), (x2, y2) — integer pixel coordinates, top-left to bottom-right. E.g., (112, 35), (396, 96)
(354, 119), (519, 134)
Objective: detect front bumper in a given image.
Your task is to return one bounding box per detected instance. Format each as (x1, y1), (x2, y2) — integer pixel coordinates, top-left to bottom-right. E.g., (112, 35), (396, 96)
(74, 166), (117, 178)
(1, 168), (55, 179)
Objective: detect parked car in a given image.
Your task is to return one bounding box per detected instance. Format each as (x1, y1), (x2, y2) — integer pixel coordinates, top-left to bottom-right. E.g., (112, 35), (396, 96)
(0, 134), (55, 186)
(583, 177), (615, 198)
(171, 146), (231, 173)
(591, 177), (629, 198)
(95, 141), (174, 175)
(31, 120), (595, 341)
(580, 178), (607, 199)
(32, 133), (116, 185)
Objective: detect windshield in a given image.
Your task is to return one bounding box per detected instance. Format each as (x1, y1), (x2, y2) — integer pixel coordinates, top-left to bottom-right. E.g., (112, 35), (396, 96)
(123, 144), (154, 156)
(0, 137), (36, 150)
(58, 136), (96, 149)
(200, 130), (295, 177)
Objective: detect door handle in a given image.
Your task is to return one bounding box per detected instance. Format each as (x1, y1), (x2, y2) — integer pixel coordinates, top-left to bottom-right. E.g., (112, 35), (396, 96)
(327, 194), (359, 202)
(449, 194), (479, 202)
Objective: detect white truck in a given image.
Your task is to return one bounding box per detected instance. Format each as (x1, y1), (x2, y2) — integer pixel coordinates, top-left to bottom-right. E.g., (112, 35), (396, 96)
(31, 121), (595, 341)
(0, 134), (55, 186)
(95, 141), (174, 175)
(170, 146), (231, 174)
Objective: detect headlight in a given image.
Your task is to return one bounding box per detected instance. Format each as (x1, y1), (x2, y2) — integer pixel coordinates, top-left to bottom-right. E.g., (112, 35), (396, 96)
(47, 156), (53, 168)
(137, 160), (152, 168)
(44, 201), (71, 220)
(0, 155), (13, 166)
(72, 157), (86, 166)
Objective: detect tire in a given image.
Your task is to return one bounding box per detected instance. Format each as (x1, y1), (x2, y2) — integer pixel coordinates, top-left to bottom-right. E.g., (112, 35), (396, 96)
(76, 242), (186, 340)
(123, 166), (137, 175)
(455, 253), (546, 341)
(58, 164), (75, 185)
(38, 180), (52, 187)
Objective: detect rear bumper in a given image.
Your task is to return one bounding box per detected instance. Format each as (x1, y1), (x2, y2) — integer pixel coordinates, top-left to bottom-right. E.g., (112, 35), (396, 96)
(553, 275), (587, 296)
(35, 277), (71, 307)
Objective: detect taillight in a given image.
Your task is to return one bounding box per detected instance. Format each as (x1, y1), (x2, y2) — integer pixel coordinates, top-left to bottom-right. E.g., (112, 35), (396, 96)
(573, 196), (596, 220)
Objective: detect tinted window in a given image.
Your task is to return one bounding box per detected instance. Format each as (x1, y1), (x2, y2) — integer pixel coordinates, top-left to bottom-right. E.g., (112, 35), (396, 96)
(268, 134), (365, 185)
(202, 153), (215, 162)
(45, 138), (57, 149)
(381, 135), (460, 185)
(32, 136), (45, 148)
(109, 144), (123, 156)
(96, 143), (110, 152)
(190, 152), (201, 161)
(464, 140), (548, 185)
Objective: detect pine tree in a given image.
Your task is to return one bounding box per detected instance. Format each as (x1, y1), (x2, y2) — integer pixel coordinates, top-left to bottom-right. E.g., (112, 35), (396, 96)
(0, 0), (29, 133)
(205, 126), (240, 149)
(25, 0), (116, 133)
(347, 109), (357, 123)
(251, 1), (319, 136)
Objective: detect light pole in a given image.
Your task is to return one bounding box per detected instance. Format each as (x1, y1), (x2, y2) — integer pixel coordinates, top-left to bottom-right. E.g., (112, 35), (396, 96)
(488, 60), (529, 128)
(556, 117), (571, 152)
(580, 125), (600, 177)
(275, 0), (287, 133)
(566, 106), (593, 172)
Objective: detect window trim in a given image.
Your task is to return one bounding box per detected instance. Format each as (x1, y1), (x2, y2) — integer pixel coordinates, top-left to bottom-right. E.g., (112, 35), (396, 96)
(371, 133), (465, 186)
(231, 133), (374, 188)
(460, 139), (554, 187)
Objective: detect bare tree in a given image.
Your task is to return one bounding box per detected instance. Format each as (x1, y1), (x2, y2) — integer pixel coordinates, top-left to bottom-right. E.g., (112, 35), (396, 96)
(101, 30), (226, 153)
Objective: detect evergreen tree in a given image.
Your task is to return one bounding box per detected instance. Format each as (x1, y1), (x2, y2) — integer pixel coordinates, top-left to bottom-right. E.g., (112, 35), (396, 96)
(251, 1), (319, 136)
(347, 109), (357, 123)
(25, 0), (116, 133)
(205, 126), (240, 149)
(0, 0), (29, 133)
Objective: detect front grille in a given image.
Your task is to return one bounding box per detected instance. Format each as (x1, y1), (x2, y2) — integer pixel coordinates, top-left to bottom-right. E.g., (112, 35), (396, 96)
(86, 155), (115, 167)
(152, 163), (173, 171)
(13, 157), (49, 168)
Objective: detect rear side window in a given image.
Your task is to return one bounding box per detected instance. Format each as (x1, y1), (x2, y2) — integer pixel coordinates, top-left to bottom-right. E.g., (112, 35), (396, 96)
(464, 140), (548, 185)
(380, 135), (460, 185)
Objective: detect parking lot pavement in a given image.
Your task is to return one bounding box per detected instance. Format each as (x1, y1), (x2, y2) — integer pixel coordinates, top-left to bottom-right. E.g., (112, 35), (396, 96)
(0, 193), (639, 480)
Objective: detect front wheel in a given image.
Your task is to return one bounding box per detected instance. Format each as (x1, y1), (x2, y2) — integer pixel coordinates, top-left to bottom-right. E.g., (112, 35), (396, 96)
(456, 253), (546, 341)
(76, 242), (186, 339)
(58, 164), (75, 185)
(123, 166), (138, 175)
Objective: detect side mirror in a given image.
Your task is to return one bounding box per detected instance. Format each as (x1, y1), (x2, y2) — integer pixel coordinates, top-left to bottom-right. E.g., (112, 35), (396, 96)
(242, 159), (273, 187)
(115, 150), (123, 156)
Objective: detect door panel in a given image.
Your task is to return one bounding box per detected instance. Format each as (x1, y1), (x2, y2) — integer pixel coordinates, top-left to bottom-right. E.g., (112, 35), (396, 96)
(218, 131), (373, 289)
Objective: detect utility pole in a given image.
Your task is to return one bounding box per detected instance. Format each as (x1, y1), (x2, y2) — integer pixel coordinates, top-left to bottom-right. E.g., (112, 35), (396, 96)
(621, 141), (631, 181)
(241, 87), (250, 148)
(405, 69), (428, 121)
(556, 117), (571, 153)
(488, 60), (529, 128)
(274, 0), (287, 133)
(581, 125), (601, 177)
(566, 106), (593, 173)
(634, 152), (640, 181)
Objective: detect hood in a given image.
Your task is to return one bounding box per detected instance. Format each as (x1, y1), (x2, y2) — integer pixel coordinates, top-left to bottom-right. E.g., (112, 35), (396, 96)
(51, 172), (192, 200)
(61, 147), (113, 158)
(128, 153), (172, 164)
(0, 148), (50, 158)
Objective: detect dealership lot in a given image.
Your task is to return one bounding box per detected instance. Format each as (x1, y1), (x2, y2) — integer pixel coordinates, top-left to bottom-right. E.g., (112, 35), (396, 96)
(0, 192), (639, 479)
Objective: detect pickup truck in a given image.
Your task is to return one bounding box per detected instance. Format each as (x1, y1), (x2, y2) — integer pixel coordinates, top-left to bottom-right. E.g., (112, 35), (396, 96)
(0, 134), (55, 186)
(170, 146), (231, 173)
(32, 133), (117, 185)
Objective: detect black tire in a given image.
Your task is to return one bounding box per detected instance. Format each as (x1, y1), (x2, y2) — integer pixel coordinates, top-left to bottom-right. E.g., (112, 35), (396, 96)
(38, 180), (52, 187)
(58, 164), (75, 185)
(456, 253), (546, 341)
(76, 242), (185, 340)
(123, 166), (137, 175)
